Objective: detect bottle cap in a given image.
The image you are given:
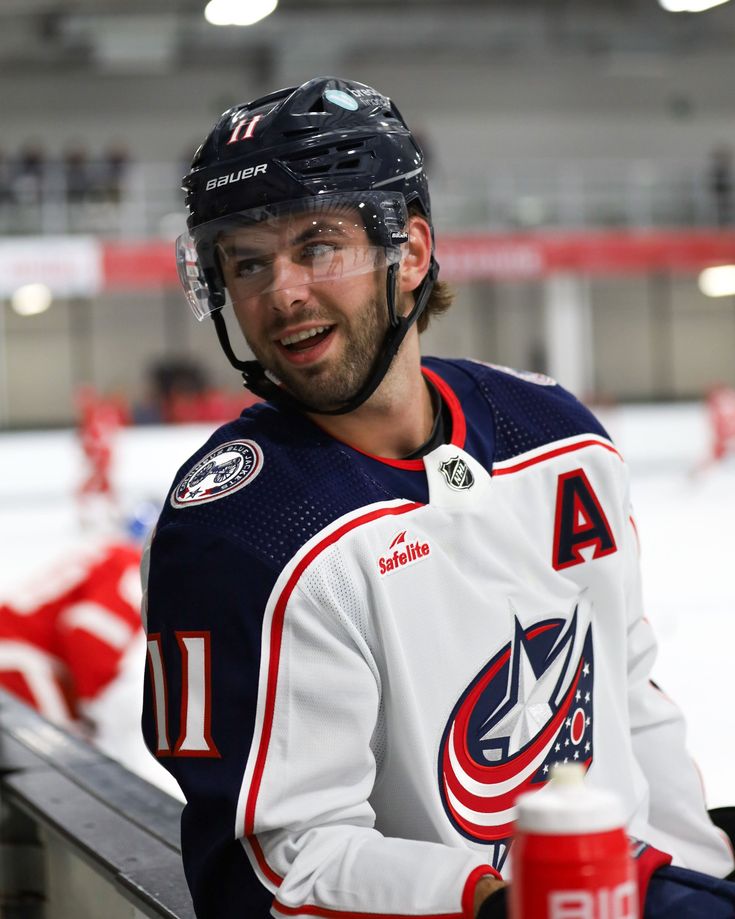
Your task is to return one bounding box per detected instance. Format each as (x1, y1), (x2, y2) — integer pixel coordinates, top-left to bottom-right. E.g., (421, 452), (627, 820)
(515, 763), (625, 834)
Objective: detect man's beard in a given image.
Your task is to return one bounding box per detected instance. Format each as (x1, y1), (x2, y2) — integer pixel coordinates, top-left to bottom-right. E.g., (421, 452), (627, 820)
(244, 291), (387, 413)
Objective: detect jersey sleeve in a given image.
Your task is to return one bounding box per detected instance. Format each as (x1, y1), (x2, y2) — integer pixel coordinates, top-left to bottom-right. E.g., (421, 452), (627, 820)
(142, 523), (495, 919)
(622, 476), (734, 878)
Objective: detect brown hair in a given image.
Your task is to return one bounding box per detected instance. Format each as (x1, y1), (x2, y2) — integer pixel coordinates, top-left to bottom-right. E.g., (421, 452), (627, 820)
(416, 276), (453, 334)
(408, 204), (454, 333)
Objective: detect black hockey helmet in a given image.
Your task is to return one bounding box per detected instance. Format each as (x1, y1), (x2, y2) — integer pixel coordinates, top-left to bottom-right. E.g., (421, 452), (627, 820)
(176, 75), (439, 414)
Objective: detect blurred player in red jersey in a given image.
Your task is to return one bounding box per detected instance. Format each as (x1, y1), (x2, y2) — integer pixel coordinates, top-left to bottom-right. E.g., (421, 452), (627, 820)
(707, 385), (735, 464)
(0, 541), (141, 731)
(0, 385), (180, 795)
(0, 514), (180, 797)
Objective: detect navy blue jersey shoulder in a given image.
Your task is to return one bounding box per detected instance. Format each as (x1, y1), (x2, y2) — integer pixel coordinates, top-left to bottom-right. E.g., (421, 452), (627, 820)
(423, 357), (611, 464)
(156, 360), (611, 573)
(156, 400), (398, 572)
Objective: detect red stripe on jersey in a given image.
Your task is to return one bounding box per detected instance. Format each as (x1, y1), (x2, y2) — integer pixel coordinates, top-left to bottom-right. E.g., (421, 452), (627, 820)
(461, 866), (502, 919)
(248, 835), (282, 887)
(245, 500), (425, 886)
(629, 515), (641, 554)
(272, 899), (467, 918)
(492, 438), (621, 476)
(426, 366), (467, 451)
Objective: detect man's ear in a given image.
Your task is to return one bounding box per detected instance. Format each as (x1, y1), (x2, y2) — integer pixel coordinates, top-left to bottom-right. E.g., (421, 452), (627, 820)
(399, 214), (432, 294)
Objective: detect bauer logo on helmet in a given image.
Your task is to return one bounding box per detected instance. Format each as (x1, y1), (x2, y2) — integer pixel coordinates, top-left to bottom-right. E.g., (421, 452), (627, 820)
(205, 163), (268, 192)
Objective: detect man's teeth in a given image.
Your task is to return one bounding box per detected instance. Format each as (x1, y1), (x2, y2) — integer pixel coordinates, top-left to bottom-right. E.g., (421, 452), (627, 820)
(280, 326), (331, 347)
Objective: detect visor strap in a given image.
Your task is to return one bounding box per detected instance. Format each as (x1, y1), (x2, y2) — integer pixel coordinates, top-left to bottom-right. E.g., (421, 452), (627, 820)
(212, 309), (249, 371)
(386, 261), (401, 327)
(307, 253), (439, 415)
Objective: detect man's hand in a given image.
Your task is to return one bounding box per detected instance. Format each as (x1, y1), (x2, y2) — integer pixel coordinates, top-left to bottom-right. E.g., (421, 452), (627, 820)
(474, 875), (507, 918)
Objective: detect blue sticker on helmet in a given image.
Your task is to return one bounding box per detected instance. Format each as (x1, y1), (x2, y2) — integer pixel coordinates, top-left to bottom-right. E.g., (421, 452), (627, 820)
(324, 89), (359, 111)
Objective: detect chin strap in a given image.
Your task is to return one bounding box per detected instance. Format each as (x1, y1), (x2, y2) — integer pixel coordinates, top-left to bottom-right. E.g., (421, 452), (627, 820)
(210, 255), (439, 416)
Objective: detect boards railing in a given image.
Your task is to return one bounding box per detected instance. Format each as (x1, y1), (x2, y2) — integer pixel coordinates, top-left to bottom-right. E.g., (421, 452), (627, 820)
(0, 688), (194, 919)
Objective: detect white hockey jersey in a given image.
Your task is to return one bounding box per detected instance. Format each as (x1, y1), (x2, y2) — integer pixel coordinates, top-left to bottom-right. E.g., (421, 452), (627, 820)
(142, 357), (733, 919)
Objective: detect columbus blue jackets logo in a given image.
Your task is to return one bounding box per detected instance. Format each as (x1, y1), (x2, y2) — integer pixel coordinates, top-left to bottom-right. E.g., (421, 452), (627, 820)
(439, 456), (474, 490)
(171, 440), (263, 508)
(438, 602), (594, 873)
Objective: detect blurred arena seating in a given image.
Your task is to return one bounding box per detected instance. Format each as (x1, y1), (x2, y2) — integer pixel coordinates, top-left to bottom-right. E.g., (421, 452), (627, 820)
(0, 148), (730, 238)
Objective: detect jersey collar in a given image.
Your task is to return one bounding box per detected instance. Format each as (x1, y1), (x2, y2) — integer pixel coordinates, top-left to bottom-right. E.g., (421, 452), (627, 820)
(335, 365), (467, 470)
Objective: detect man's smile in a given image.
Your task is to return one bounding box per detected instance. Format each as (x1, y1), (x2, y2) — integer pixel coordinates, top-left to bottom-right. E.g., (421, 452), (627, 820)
(273, 324), (338, 364)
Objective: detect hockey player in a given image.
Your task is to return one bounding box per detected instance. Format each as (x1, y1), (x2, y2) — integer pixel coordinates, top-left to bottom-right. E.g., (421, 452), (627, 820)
(141, 77), (735, 917)
(0, 496), (184, 797)
(0, 541), (149, 771)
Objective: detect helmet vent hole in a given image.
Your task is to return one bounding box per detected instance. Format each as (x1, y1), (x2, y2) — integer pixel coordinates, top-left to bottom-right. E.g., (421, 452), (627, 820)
(335, 140), (366, 152)
(308, 97), (327, 113)
(283, 127), (322, 138)
(337, 159), (360, 170)
(283, 148), (320, 163)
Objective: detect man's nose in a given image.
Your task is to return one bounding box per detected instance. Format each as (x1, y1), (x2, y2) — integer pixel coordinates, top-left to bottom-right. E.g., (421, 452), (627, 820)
(266, 255), (312, 310)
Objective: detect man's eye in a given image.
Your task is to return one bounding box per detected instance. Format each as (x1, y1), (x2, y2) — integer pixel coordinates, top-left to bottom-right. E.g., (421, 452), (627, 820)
(302, 242), (339, 260)
(235, 258), (267, 277)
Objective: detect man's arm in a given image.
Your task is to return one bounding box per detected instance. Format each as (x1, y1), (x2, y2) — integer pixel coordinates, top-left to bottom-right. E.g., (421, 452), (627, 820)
(622, 496), (734, 877)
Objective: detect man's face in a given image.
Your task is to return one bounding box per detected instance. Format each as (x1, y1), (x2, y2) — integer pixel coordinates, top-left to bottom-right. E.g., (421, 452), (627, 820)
(218, 208), (391, 412)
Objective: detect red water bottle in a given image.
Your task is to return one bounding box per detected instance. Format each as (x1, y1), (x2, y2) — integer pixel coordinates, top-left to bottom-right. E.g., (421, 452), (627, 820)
(510, 763), (638, 919)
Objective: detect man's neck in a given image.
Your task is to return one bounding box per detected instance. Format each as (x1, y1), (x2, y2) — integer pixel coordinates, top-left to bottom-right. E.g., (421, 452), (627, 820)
(306, 351), (434, 460)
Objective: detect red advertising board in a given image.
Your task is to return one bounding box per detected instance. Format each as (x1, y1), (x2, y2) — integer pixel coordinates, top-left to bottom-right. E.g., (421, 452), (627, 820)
(97, 230), (735, 289)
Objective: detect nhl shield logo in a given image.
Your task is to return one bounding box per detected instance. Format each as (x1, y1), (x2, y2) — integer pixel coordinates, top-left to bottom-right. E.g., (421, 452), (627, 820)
(439, 456), (474, 491)
(171, 439), (263, 508)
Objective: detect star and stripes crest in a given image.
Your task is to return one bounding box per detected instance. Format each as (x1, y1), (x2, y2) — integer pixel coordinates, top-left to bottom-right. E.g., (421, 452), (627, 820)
(438, 601), (595, 873)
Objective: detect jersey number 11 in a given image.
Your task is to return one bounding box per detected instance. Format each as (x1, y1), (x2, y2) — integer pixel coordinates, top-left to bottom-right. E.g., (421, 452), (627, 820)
(145, 631), (221, 757)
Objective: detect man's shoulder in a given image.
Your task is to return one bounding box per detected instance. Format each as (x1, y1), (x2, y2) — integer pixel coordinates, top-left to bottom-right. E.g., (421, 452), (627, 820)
(424, 356), (560, 395)
(153, 402), (390, 568)
(424, 357), (611, 460)
(163, 400), (299, 494)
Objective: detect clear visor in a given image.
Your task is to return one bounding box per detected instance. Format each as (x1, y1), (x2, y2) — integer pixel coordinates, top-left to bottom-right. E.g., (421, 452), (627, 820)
(176, 192), (408, 321)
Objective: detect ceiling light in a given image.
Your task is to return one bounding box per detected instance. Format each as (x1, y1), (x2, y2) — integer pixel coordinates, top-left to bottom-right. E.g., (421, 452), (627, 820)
(10, 283), (53, 316)
(698, 265), (735, 297)
(658, 0), (731, 11)
(204, 0), (278, 26)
